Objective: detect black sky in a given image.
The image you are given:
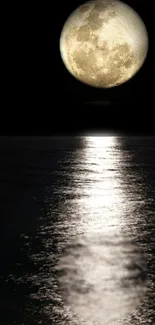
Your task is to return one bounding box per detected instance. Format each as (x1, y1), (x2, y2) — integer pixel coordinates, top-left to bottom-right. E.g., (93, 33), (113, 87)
(4, 0), (154, 135)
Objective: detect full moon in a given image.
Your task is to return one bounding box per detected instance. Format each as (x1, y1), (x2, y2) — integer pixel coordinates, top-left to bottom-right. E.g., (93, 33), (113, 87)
(60, 0), (148, 88)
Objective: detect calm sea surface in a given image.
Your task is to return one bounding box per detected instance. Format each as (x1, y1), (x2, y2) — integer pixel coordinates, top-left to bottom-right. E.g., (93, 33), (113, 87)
(0, 136), (155, 325)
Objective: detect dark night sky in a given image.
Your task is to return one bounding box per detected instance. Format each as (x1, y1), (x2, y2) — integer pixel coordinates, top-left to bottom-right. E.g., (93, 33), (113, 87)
(4, 0), (154, 135)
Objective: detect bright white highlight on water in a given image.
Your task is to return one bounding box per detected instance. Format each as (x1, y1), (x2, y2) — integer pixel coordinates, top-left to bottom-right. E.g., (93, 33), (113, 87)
(72, 136), (126, 234)
(57, 233), (147, 324)
(57, 136), (148, 324)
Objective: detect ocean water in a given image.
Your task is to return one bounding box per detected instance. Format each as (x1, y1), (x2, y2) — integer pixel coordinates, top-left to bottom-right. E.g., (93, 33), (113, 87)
(0, 136), (155, 325)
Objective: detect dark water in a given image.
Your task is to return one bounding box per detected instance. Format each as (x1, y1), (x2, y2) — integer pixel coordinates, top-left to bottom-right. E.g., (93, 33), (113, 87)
(0, 136), (155, 325)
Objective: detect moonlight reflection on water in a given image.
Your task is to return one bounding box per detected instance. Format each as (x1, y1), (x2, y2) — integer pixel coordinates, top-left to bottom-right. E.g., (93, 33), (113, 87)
(57, 233), (147, 324)
(56, 137), (148, 324)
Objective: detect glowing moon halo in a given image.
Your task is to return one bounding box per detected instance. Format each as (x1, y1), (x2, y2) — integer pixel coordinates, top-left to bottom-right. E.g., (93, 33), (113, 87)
(60, 0), (149, 88)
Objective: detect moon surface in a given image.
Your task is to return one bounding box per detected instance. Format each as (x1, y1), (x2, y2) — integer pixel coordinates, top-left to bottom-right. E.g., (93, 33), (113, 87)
(60, 0), (148, 88)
